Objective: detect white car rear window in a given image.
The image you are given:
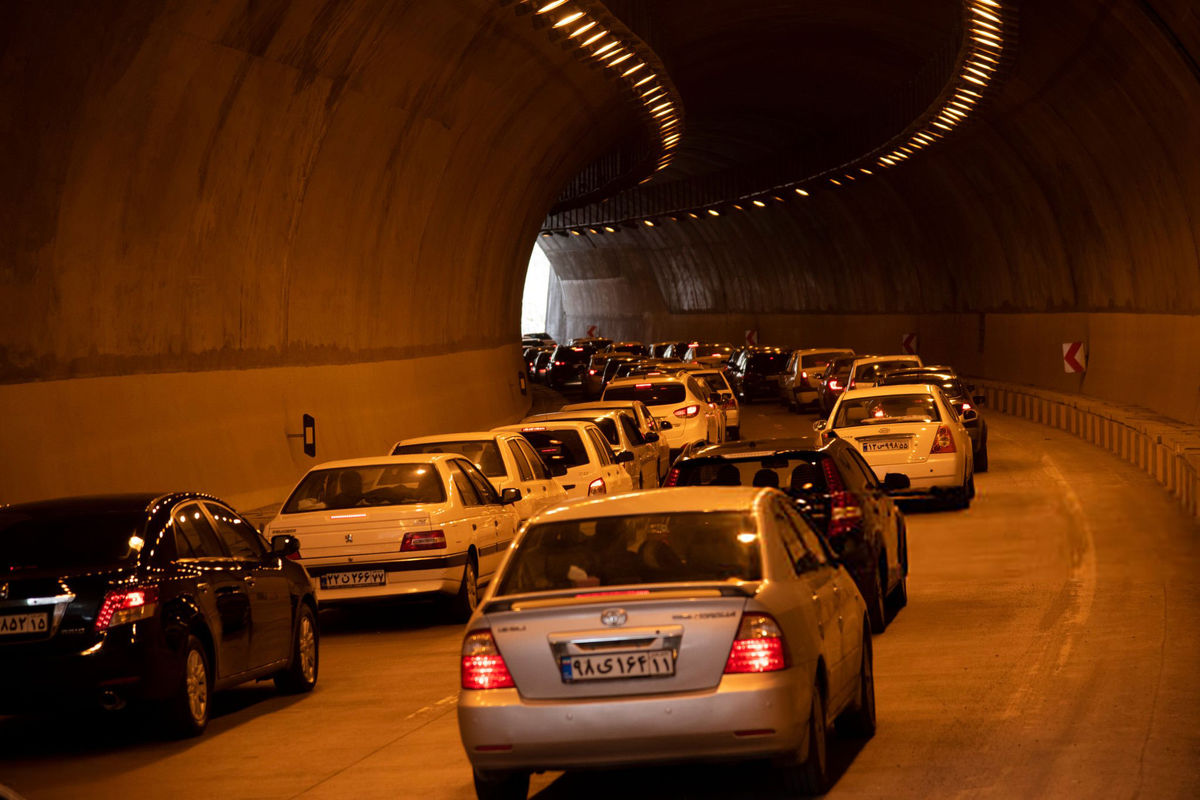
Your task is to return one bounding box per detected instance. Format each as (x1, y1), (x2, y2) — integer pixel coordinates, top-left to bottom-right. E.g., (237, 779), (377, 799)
(834, 394), (942, 428)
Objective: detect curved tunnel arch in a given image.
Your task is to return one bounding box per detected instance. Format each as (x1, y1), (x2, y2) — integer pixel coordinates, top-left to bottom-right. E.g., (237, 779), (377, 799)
(0, 0), (1198, 505)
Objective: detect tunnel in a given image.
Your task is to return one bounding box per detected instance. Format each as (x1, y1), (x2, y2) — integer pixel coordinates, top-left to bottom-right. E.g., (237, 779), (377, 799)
(1, 2), (1197, 503)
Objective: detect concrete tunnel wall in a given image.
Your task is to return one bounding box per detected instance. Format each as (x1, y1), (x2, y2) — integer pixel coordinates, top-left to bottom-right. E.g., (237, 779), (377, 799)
(543, 0), (1200, 426)
(0, 0), (640, 507)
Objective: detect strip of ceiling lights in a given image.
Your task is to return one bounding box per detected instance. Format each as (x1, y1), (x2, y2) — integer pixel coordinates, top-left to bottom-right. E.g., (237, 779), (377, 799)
(543, 0), (1011, 237)
(506, 0), (684, 178)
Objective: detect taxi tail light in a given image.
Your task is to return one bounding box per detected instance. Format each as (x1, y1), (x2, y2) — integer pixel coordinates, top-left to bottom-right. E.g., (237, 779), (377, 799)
(828, 491), (864, 538)
(800, 370), (808, 380)
(960, 402), (972, 412)
(588, 477), (607, 495)
(94, 586), (160, 632)
(724, 613), (787, 673)
(461, 630), (515, 690)
(588, 369), (596, 375)
(663, 467), (681, 487)
(674, 405), (700, 418)
(930, 425), (957, 454)
(401, 530), (447, 551)
(828, 378), (842, 391)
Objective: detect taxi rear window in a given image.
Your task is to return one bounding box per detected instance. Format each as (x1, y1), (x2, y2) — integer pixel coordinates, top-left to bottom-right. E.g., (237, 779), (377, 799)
(603, 384), (686, 405)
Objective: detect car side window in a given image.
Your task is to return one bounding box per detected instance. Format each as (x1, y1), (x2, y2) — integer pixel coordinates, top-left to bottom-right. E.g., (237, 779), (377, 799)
(771, 504), (818, 575)
(447, 462), (483, 506)
(204, 502), (266, 560)
(516, 439), (552, 480)
(844, 448), (881, 489)
(587, 429), (614, 465)
(460, 461), (501, 505)
(173, 502), (228, 559)
(507, 441), (535, 481)
(619, 414), (646, 446)
(781, 503), (834, 564)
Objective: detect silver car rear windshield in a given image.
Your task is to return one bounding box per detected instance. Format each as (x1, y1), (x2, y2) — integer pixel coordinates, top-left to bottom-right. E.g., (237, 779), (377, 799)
(282, 464), (446, 513)
(497, 512), (761, 595)
(391, 440), (505, 478)
(834, 394), (942, 428)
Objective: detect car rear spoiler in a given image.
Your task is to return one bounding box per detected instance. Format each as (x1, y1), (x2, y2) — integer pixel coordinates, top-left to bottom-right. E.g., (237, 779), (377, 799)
(483, 581), (759, 614)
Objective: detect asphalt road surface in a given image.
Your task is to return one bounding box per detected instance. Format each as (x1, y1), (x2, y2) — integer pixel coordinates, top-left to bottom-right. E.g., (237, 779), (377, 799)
(3, 399), (1198, 799)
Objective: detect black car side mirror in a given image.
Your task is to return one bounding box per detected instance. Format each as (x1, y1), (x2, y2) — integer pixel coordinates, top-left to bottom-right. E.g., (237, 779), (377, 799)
(271, 534), (301, 558)
(972, 394), (986, 406)
(812, 420), (828, 432)
(549, 462), (569, 478)
(500, 488), (521, 505)
(644, 431), (660, 443)
(961, 408), (979, 422)
(615, 451), (635, 464)
(882, 473), (911, 492)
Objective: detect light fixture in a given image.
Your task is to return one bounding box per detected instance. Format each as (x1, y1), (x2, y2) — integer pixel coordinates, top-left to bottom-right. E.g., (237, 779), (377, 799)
(536, 0), (568, 13)
(707, 208), (720, 216)
(553, 11), (584, 28)
(568, 21), (596, 38)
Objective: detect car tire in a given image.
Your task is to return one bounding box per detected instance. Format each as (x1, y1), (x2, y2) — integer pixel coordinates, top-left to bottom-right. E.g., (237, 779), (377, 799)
(864, 560), (887, 634)
(781, 678), (829, 796)
(837, 629), (876, 738)
(275, 604), (319, 694)
(450, 557), (479, 622)
(472, 768), (530, 800)
(163, 634), (210, 738)
(728, 426), (740, 441)
(967, 474), (976, 500)
(975, 442), (989, 472)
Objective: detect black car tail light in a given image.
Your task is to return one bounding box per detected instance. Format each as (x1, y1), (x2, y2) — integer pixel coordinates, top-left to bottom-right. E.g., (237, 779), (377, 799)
(820, 459), (863, 539)
(94, 586), (160, 632)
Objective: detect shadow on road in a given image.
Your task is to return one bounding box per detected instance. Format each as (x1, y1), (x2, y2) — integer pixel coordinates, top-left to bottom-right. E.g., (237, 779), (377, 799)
(529, 734), (871, 799)
(317, 597), (463, 636)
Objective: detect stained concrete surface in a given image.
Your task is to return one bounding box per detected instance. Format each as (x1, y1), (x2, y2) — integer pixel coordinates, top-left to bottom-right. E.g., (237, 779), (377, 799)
(1, 402), (1197, 799)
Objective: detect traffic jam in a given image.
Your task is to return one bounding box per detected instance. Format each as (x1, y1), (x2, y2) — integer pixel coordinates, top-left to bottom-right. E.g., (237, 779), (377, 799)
(1, 334), (989, 799)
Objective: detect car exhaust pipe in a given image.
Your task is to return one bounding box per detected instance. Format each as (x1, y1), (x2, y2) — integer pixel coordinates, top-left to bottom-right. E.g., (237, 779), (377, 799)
(99, 690), (126, 712)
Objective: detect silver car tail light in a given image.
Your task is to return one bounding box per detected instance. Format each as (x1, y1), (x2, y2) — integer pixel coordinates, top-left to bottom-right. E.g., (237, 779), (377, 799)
(723, 613), (787, 674)
(461, 629), (515, 690)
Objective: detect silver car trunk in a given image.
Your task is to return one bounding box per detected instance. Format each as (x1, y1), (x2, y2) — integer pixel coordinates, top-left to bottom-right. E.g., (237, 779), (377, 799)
(272, 507), (435, 557)
(486, 587), (749, 700)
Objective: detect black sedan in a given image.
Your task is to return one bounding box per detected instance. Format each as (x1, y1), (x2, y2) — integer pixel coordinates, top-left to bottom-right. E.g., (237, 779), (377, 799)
(0, 493), (318, 737)
(879, 366), (989, 471)
(664, 438), (909, 633)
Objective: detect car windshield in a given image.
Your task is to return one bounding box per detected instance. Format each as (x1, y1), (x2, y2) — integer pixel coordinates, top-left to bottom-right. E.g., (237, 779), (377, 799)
(554, 347), (590, 364)
(282, 464), (446, 512)
(603, 383), (686, 405)
(803, 352), (846, 368)
(834, 394), (942, 427)
(391, 440), (505, 477)
(0, 509), (145, 571)
(496, 511), (761, 595)
(673, 456), (829, 493)
(518, 429), (590, 468)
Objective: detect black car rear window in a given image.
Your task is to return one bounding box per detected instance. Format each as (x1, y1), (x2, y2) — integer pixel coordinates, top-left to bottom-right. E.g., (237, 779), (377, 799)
(603, 383), (686, 405)
(749, 353), (788, 371)
(674, 456), (829, 493)
(554, 348), (590, 364)
(497, 511), (761, 594)
(0, 510), (145, 571)
(519, 429), (590, 468)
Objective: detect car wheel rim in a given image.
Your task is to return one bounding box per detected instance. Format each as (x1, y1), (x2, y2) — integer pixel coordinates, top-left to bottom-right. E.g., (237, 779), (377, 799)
(186, 649), (207, 723)
(299, 616), (317, 682)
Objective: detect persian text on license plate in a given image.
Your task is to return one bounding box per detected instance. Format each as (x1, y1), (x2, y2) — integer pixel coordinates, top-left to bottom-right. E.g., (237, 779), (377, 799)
(863, 439), (909, 452)
(560, 649), (675, 682)
(0, 612), (50, 636)
(319, 569), (386, 589)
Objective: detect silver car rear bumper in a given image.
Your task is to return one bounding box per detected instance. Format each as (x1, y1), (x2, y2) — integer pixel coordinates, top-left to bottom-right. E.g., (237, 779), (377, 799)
(459, 670), (811, 771)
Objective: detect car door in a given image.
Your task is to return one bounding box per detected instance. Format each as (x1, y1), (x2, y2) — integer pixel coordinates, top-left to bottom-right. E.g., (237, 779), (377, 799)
(204, 502), (293, 671)
(170, 501), (251, 679)
(619, 413), (657, 488)
(499, 436), (539, 522)
(838, 446), (903, 590)
(771, 498), (848, 696)
(460, 461), (520, 564)
(445, 460), (500, 576)
(586, 427), (629, 493)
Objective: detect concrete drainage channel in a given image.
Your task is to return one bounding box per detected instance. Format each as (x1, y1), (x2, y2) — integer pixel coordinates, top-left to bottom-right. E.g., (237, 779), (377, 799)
(973, 379), (1200, 521)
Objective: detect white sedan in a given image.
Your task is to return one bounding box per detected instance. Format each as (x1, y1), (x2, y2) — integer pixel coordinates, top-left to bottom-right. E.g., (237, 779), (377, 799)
(390, 431), (568, 523)
(562, 400), (671, 480)
(263, 454), (520, 619)
(494, 420), (635, 500)
(602, 375), (725, 460)
(457, 487), (874, 798)
(523, 409), (660, 490)
(816, 384), (975, 508)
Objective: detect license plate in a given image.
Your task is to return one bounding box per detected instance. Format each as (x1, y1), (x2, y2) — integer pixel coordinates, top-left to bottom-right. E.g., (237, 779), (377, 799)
(560, 649), (675, 682)
(319, 569), (386, 589)
(0, 612), (50, 636)
(863, 439), (910, 452)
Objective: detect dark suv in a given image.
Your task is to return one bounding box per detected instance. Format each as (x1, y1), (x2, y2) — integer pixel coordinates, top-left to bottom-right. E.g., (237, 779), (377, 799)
(0, 493), (318, 737)
(727, 348), (791, 402)
(664, 438), (909, 632)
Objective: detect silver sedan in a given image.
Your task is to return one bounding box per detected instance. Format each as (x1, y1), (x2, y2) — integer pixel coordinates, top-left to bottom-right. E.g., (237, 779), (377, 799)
(457, 487), (875, 799)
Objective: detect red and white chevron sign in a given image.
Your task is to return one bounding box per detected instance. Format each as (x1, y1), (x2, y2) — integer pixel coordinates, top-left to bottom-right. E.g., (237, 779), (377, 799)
(901, 332), (918, 354)
(745, 329), (758, 346)
(1063, 341), (1087, 373)
(586, 324), (597, 337)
